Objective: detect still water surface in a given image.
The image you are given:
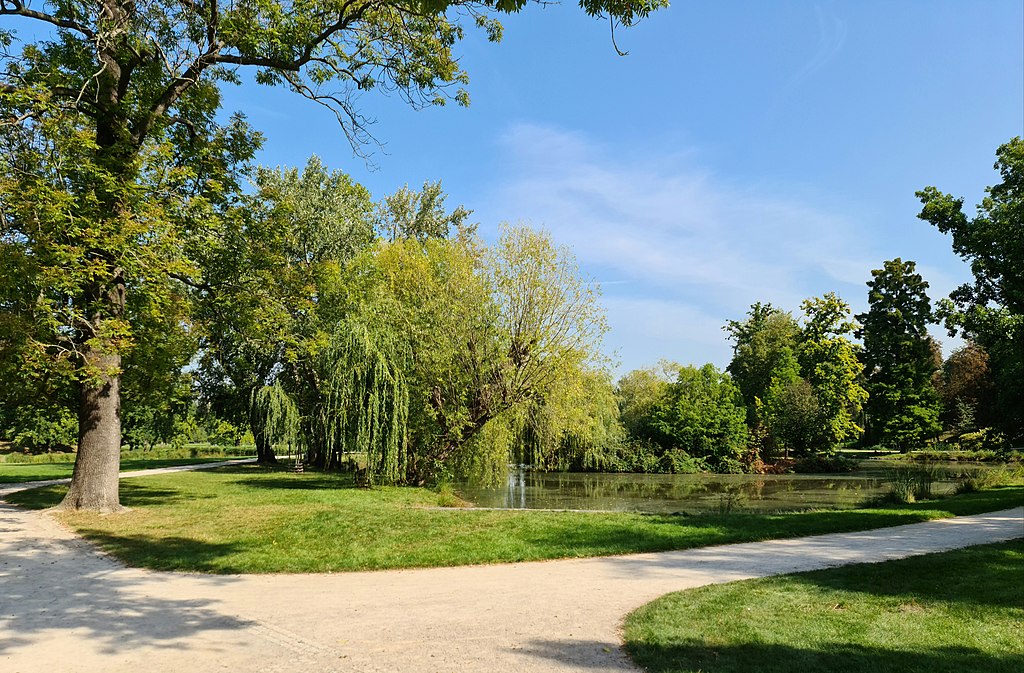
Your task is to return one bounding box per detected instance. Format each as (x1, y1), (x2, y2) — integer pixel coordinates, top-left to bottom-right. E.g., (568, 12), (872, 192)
(457, 462), (976, 514)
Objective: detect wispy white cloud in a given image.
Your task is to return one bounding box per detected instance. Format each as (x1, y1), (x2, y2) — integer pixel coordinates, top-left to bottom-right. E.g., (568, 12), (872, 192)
(767, 3), (849, 121)
(480, 123), (967, 372)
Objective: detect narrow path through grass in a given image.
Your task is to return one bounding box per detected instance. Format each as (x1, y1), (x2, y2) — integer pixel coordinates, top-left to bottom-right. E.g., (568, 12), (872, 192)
(0, 457), (254, 484)
(624, 539), (1024, 673)
(5, 465), (1021, 573)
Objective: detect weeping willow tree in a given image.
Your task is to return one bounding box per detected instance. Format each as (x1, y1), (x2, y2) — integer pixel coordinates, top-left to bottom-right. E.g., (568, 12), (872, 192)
(359, 227), (611, 484)
(296, 324), (409, 485)
(249, 383), (301, 464)
(512, 368), (624, 471)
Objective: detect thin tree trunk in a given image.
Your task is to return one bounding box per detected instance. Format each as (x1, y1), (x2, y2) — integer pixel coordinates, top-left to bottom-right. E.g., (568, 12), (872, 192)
(58, 347), (126, 512)
(254, 427), (278, 465)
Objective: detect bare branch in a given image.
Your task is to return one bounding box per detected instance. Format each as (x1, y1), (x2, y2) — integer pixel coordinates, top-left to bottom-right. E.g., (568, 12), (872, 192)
(166, 114), (197, 140)
(169, 271), (212, 292)
(0, 1), (96, 38)
(133, 43), (220, 143)
(2, 109), (36, 125)
(279, 70), (377, 160)
(609, 15), (628, 56)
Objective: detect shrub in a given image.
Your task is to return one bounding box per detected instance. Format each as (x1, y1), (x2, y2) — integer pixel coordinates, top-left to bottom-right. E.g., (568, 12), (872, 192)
(658, 449), (708, 474)
(791, 454), (858, 473)
(958, 428), (990, 451)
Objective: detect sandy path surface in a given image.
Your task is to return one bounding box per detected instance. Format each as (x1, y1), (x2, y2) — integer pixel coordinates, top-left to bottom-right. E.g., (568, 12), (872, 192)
(1, 470), (1021, 673)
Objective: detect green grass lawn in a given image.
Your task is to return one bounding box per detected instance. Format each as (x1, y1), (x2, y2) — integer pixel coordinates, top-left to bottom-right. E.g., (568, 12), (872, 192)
(5, 465), (1022, 573)
(0, 457), (251, 484)
(624, 539), (1024, 673)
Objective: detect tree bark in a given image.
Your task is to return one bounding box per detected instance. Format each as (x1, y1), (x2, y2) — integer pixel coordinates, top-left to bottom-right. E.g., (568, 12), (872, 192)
(58, 346), (126, 512)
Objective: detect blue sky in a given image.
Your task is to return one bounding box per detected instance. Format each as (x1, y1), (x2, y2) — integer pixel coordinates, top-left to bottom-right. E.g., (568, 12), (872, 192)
(220, 0), (1023, 374)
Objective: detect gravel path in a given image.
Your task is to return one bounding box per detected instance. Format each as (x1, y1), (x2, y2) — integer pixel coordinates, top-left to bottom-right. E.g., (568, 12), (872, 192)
(1, 468), (1021, 673)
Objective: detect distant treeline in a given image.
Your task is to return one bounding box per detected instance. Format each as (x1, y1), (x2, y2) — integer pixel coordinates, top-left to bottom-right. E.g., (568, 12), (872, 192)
(3, 139), (1021, 481)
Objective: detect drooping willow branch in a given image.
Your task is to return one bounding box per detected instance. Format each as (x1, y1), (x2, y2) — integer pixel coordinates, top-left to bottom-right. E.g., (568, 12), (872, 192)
(298, 322), (409, 484)
(250, 381), (300, 453)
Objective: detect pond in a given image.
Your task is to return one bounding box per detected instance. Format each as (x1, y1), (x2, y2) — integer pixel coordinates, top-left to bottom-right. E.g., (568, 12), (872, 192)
(456, 461), (985, 514)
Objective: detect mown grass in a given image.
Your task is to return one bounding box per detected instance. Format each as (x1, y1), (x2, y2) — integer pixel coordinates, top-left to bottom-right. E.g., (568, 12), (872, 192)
(0, 456), (251, 484)
(6, 465), (1022, 573)
(624, 539), (1024, 673)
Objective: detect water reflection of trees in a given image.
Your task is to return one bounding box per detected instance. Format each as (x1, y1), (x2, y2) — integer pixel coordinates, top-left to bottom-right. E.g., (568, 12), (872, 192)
(530, 472), (712, 501)
(473, 466), (957, 513)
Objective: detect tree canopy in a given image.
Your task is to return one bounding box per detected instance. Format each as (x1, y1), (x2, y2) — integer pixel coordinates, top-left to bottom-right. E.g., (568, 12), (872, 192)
(855, 258), (941, 449)
(0, 0), (665, 510)
(917, 137), (1024, 443)
(652, 364), (748, 472)
(796, 293), (867, 452)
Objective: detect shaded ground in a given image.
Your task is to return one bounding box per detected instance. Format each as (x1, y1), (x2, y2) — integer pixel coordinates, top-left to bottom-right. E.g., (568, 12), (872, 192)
(0, 468), (1021, 673)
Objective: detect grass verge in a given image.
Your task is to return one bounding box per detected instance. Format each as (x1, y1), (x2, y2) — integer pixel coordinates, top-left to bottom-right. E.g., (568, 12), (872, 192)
(4, 465), (1021, 573)
(624, 539), (1024, 673)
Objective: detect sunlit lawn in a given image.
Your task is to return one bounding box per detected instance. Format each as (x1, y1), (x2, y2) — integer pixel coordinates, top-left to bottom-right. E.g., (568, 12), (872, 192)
(6, 465), (1021, 573)
(624, 539), (1024, 673)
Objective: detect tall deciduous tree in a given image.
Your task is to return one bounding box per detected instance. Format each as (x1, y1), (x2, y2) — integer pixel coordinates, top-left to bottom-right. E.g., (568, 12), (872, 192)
(855, 259), (941, 449)
(0, 99), (255, 511)
(0, 0), (664, 510)
(192, 156), (376, 465)
(936, 342), (995, 435)
(917, 137), (1024, 443)
(724, 303), (801, 455)
(364, 225), (609, 483)
(797, 293), (867, 452)
(378, 181), (474, 243)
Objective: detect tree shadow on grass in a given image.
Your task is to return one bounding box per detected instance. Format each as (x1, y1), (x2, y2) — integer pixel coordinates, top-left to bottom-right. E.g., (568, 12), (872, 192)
(515, 638), (1024, 673)
(4, 480), (217, 509)
(620, 640), (1024, 673)
(118, 481), (217, 506)
(73, 529), (250, 573)
(780, 538), (1024, 611)
(0, 503), (252, 658)
(231, 473), (357, 491)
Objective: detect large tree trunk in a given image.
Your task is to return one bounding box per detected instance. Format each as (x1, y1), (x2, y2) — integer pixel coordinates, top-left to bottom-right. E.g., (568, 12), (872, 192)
(58, 347), (126, 513)
(59, 263), (129, 512)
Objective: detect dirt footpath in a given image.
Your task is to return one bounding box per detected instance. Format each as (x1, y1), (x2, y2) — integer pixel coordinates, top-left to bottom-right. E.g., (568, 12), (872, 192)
(1, 476), (1021, 673)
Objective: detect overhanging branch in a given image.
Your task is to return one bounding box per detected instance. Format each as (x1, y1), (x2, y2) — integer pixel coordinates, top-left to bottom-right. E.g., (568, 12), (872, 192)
(0, 1), (96, 38)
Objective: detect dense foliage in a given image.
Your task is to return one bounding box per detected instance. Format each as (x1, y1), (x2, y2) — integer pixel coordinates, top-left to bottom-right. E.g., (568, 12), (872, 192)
(855, 259), (942, 449)
(918, 137), (1024, 443)
(0, 14), (1017, 493)
(719, 295), (865, 460)
(0, 0), (666, 511)
(651, 364), (749, 472)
